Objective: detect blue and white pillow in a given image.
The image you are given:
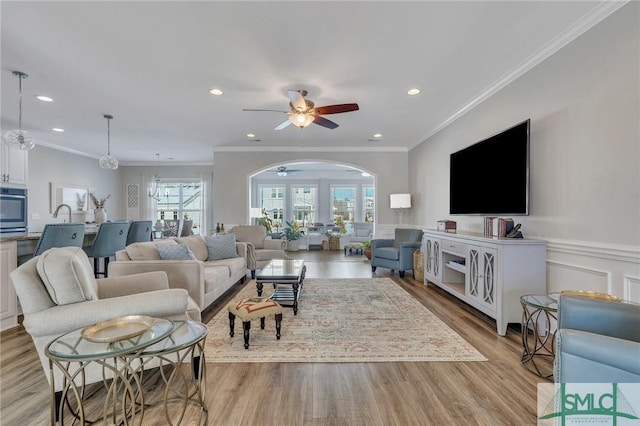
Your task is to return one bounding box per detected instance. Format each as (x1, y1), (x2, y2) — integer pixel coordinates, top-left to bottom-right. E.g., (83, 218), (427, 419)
(157, 243), (197, 260)
(205, 234), (238, 260)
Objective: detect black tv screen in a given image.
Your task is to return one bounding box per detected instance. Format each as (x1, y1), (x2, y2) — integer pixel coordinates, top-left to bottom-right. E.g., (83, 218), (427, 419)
(450, 119), (530, 215)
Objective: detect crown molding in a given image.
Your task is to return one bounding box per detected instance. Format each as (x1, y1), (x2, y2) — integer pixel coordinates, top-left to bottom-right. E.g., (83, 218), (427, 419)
(411, 0), (629, 148)
(213, 145), (408, 153)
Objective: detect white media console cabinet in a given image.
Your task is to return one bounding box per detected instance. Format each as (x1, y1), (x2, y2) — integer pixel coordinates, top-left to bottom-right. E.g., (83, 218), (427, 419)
(422, 229), (547, 336)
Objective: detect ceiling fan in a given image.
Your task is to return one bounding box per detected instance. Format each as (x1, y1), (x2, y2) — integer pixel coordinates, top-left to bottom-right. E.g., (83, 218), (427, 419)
(243, 89), (359, 130)
(273, 166), (302, 176)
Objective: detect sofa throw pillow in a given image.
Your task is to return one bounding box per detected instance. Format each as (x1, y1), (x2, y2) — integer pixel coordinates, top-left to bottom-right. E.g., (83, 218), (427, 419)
(126, 239), (177, 261)
(205, 234), (238, 260)
(36, 247), (98, 305)
(175, 235), (208, 261)
(157, 244), (197, 260)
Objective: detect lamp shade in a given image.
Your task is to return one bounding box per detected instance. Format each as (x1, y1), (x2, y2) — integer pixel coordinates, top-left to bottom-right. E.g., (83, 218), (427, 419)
(390, 193), (411, 209)
(250, 208), (263, 218)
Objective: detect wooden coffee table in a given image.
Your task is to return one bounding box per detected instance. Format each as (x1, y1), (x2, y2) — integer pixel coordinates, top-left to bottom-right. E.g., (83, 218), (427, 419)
(255, 259), (306, 315)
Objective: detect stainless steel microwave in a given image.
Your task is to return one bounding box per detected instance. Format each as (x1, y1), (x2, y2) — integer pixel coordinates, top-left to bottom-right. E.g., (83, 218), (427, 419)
(0, 186), (27, 233)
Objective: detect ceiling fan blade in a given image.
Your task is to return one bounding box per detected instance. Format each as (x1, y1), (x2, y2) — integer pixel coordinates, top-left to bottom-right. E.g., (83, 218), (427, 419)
(274, 119), (292, 130)
(288, 90), (307, 112)
(242, 108), (289, 113)
(313, 116), (339, 129)
(314, 103), (359, 115)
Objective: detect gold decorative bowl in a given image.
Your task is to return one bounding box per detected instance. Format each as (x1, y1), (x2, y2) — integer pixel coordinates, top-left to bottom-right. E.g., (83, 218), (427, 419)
(81, 315), (155, 343)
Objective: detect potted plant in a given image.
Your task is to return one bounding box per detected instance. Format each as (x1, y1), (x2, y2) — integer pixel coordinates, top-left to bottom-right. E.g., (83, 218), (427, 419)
(257, 208), (273, 233)
(361, 241), (372, 260)
(284, 220), (301, 251)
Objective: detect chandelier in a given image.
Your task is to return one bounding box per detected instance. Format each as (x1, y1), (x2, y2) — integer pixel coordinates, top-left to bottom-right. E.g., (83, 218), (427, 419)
(148, 153), (161, 201)
(4, 71), (35, 150)
(99, 114), (118, 169)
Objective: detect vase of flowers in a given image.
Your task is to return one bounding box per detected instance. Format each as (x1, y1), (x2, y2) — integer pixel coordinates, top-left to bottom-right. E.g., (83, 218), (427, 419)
(90, 193), (110, 224)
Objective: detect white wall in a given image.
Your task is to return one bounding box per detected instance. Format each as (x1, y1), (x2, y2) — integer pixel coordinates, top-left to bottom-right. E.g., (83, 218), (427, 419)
(408, 3), (640, 300)
(213, 150), (409, 233)
(27, 146), (122, 232)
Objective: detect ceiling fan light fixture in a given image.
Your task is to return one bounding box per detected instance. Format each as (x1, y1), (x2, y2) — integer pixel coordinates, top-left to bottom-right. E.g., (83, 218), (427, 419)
(4, 71), (36, 151)
(148, 153), (161, 201)
(289, 112), (314, 128)
(99, 114), (118, 170)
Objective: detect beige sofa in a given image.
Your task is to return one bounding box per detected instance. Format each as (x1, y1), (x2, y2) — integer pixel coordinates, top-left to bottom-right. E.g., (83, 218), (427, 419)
(109, 235), (247, 310)
(229, 225), (288, 278)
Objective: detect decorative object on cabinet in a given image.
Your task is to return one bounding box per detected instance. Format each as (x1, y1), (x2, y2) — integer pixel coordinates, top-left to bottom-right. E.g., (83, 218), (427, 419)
(390, 193), (411, 225)
(4, 71), (35, 151)
(148, 153), (161, 201)
(437, 220), (457, 233)
(99, 114), (118, 170)
(422, 229), (546, 336)
(90, 193), (110, 224)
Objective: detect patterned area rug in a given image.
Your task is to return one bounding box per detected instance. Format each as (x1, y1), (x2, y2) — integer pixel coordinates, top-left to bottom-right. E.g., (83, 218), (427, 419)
(204, 278), (487, 363)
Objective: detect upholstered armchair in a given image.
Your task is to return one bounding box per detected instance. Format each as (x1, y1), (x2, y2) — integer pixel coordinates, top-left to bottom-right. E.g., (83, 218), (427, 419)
(9, 247), (200, 392)
(229, 225), (287, 278)
(555, 294), (640, 383)
(349, 222), (373, 244)
(371, 228), (423, 277)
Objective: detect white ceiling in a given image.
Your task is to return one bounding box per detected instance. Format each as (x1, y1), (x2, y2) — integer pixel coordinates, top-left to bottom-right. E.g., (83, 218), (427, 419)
(0, 1), (621, 165)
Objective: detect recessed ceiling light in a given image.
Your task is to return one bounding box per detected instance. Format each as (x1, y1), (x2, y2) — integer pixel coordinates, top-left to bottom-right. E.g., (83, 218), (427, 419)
(407, 88), (420, 96)
(209, 88), (223, 96)
(247, 133), (255, 138)
(52, 128), (64, 132)
(36, 95), (53, 102)
(373, 133), (382, 138)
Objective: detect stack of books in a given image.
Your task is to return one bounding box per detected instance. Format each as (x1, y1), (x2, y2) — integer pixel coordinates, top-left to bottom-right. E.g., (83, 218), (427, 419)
(484, 217), (515, 237)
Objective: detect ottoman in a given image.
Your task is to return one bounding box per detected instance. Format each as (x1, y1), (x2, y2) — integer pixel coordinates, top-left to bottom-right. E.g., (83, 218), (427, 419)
(227, 297), (284, 349)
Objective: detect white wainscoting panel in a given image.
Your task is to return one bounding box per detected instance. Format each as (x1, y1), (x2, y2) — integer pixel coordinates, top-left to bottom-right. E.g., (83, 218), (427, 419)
(546, 260), (610, 294)
(623, 275), (640, 303)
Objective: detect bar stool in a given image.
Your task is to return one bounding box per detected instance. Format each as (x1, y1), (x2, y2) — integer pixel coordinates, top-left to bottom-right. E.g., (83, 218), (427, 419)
(126, 220), (153, 245)
(17, 223), (85, 265)
(83, 221), (130, 278)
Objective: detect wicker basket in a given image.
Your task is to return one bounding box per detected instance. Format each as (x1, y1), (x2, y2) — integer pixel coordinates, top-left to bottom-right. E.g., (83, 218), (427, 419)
(413, 249), (424, 281)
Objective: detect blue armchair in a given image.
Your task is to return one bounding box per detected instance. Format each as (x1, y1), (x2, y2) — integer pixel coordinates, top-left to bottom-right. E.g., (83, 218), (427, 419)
(555, 294), (640, 383)
(371, 228), (423, 277)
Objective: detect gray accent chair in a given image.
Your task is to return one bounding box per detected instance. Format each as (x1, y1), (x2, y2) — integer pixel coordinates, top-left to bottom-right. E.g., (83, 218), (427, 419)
(17, 223), (85, 265)
(126, 220), (152, 245)
(83, 221), (131, 278)
(371, 228), (423, 278)
(229, 225), (287, 279)
(349, 222), (373, 244)
(555, 294), (640, 383)
(9, 247), (200, 394)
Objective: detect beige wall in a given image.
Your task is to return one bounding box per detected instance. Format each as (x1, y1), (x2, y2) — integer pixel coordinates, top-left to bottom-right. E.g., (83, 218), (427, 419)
(212, 150), (409, 230)
(409, 3), (639, 247)
(408, 3), (640, 300)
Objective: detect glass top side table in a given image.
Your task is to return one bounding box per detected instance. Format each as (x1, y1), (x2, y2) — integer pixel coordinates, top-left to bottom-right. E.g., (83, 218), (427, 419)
(45, 317), (175, 425)
(520, 294), (559, 380)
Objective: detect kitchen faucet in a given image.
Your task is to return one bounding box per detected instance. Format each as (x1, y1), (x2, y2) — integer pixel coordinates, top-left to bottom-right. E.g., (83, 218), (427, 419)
(53, 204), (73, 223)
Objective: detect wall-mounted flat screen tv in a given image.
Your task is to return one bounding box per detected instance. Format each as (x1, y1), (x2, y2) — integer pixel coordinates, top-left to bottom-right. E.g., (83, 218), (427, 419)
(449, 119), (530, 215)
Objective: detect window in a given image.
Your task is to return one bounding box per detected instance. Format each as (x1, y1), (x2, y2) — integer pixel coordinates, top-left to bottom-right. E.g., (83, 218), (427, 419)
(154, 180), (202, 234)
(363, 186), (375, 223)
(259, 185), (285, 227)
(291, 186), (317, 226)
(331, 186), (356, 232)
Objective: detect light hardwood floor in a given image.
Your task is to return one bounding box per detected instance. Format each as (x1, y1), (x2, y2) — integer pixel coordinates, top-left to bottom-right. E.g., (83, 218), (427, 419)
(0, 250), (550, 425)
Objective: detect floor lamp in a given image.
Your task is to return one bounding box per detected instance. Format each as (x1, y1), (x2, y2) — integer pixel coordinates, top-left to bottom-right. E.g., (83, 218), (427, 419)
(390, 193), (411, 226)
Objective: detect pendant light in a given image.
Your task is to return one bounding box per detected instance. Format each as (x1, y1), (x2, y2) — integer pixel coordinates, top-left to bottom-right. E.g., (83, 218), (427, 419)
(4, 71), (36, 150)
(99, 114), (118, 169)
(148, 153), (161, 201)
